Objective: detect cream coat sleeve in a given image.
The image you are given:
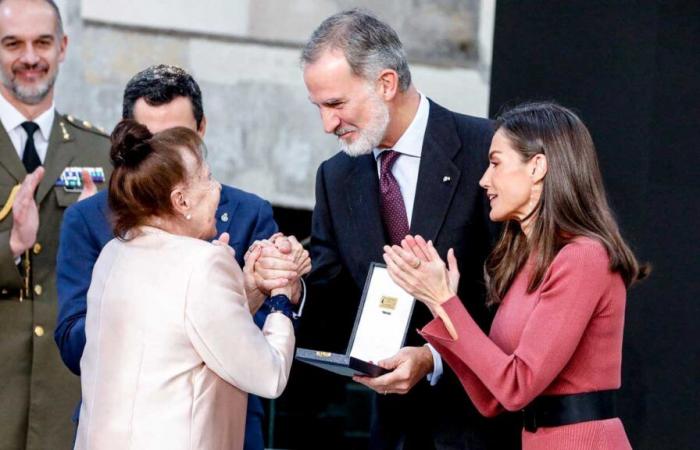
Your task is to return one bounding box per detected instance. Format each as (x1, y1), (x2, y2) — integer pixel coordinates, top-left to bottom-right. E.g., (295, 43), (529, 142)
(184, 245), (294, 399)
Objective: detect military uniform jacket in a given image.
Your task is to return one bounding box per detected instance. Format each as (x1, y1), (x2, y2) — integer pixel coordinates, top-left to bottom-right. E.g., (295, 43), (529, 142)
(0, 112), (111, 450)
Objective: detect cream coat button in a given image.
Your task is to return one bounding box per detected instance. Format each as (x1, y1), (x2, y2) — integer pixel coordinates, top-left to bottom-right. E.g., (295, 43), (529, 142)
(34, 284), (42, 296)
(34, 326), (44, 337)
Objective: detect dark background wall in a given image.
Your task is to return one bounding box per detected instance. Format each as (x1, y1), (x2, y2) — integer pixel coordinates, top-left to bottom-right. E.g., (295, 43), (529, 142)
(490, 1), (699, 448)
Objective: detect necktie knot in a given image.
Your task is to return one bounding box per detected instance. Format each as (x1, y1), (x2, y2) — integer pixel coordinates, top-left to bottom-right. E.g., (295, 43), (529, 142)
(380, 149), (401, 175)
(21, 121), (40, 136)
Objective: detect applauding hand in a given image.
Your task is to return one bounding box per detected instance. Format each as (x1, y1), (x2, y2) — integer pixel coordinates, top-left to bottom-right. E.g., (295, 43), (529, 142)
(383, 235), (459, 339)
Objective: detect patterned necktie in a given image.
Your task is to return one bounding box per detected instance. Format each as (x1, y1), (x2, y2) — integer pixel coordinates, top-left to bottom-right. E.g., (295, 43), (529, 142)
(379, 150), (409, 245)
(21, 121), (41, 173)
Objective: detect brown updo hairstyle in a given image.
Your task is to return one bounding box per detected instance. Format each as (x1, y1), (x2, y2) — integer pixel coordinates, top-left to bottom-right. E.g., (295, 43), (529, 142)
(108, 119), (205, 238)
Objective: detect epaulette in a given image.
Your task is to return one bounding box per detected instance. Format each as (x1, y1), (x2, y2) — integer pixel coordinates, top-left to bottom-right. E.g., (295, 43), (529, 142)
(62, 113), (109, 138)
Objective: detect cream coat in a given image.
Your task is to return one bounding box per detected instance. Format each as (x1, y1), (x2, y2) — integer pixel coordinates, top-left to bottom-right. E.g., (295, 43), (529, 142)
(74, 227), (294, 450)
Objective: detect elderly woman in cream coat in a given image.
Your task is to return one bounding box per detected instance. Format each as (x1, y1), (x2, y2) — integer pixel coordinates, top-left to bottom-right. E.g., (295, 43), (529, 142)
(74, 121), (297, 450)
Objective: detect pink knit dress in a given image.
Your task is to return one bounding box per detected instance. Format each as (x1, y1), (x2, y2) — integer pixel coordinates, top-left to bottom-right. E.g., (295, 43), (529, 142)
(421, 238), (632, 450)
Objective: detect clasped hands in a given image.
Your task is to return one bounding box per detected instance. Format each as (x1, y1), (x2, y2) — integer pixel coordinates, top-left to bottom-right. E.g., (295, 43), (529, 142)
(243, 233), (310, 312)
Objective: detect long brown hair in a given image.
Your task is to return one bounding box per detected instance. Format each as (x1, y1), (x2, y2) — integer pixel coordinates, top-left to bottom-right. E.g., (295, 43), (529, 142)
(485, 102), (649, 305)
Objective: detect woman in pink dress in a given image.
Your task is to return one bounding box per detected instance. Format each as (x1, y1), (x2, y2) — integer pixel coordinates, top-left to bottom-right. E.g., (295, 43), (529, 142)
(382, 102), (648, 449)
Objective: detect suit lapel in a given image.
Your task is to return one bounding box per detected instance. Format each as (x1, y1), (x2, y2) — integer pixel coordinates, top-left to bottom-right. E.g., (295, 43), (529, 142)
(215, 189), (236, 237)
(410, 101), (461, 242)
(0, 122), (26, 183)
(36, 114), (75, 204)
(346, 154), (386, 261)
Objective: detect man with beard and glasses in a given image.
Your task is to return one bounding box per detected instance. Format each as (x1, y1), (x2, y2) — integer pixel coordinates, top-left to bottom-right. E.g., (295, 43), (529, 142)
(296, 9), (521, 450)
(0, 1), (111, 449)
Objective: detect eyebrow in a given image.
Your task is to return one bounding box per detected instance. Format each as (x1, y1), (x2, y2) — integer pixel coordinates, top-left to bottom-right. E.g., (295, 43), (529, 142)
(308, 96), (344, 107)
(1, 34), (55, 43)
(488, 150), (502, 158)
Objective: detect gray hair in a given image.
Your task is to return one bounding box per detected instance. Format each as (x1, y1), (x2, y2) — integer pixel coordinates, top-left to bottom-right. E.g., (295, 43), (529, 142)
(301, 8), (412, 92)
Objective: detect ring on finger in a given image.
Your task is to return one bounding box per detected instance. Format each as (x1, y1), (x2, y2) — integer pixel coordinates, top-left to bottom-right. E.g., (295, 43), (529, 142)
(411, 259), (421, 269)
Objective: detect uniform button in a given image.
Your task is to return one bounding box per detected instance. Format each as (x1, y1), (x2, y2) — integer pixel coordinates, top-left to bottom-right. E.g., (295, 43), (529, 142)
(33, 243), (42, 254)
(34, 326), (44, 337)
(1, 288), (7, 295)
(34, 284), (42, 296)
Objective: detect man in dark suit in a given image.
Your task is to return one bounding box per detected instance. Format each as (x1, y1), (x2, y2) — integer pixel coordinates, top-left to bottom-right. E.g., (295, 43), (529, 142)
(298, 9), (520, 449)
(0, 1), (112, 448)
(54, 65), (304, 450)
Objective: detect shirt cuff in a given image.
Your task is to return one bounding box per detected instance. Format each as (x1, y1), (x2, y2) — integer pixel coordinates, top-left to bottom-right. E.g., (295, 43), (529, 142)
(425, 343), (443, 386)
(293, 277), (307, 320)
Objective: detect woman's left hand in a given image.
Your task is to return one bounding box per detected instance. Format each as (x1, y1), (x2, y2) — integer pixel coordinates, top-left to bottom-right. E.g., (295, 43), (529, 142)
(383, 235), (459, 339)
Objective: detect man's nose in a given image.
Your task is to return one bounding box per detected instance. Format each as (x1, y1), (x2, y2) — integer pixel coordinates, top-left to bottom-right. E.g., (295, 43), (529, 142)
(321, 109), (341, 135)
(19, 45), (41, 66)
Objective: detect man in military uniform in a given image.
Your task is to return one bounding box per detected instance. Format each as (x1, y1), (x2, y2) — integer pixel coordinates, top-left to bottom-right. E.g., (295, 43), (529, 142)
(0, 1), (111, 448)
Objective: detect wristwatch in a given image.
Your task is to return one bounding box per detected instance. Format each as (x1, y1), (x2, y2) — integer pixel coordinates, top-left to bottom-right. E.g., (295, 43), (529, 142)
(267, 294), (295, 320)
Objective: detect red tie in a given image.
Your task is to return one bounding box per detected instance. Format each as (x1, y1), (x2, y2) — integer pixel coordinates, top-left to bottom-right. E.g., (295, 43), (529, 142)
(379, 150), (409, 245)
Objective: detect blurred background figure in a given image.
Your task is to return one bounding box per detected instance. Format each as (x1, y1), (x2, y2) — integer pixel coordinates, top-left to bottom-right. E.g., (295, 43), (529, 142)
(74, 120), (295, 450)
(0, 1), (110, 448)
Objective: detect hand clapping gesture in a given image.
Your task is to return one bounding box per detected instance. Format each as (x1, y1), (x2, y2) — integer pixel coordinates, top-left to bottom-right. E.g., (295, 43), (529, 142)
(382, 235), (459, 340)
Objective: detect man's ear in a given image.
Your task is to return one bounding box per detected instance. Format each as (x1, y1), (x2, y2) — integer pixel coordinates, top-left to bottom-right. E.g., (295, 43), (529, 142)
(197, 115), (207, 138)
(377, 69), (399, 101)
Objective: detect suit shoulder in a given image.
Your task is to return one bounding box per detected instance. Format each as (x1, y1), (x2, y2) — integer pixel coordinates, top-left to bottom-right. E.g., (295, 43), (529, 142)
(68, 189), (108, 215)
(221, 184), (270, 209)
(60, 113), (110, 141)
(319, 151), (357, 177)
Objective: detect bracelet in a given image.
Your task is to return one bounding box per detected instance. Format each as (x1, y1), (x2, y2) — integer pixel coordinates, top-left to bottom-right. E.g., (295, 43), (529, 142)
(267, 294), (295, 320)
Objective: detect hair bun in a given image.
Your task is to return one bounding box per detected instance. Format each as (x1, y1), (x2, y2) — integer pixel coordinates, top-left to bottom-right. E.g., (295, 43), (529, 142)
(110, 119), (153, 168)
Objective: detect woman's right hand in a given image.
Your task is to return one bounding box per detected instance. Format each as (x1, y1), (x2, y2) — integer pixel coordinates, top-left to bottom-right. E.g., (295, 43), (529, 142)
(383, 235), (459, 339)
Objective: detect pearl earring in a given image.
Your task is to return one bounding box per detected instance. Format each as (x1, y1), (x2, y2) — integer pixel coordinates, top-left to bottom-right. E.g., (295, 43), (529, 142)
(185, 214), (192, 220)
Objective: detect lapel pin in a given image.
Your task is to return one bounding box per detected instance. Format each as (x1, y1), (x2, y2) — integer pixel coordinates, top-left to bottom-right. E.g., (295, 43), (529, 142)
(221, 212), (229, 223)
(442, 176), (451, 183)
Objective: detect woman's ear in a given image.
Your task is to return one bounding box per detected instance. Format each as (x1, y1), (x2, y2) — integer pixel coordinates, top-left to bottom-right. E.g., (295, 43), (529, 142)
(530, 154), (548, 183)
(170, 186), (190, 217)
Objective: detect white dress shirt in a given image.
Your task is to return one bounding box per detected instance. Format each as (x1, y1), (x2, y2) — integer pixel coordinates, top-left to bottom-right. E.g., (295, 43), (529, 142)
(372, 93), (444, 385)
(0, 92), (54, 163)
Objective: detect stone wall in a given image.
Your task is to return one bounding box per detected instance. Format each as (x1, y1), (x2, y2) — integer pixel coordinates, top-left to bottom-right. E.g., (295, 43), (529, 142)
(54, 0), (494, 208)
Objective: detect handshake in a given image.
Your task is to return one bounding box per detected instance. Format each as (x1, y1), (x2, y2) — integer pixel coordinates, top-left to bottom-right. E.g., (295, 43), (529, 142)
(215, 232), (311, 314)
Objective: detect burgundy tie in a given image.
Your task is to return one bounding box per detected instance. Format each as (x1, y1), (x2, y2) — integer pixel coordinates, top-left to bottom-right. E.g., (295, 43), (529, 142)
(379, 150), (409, 245)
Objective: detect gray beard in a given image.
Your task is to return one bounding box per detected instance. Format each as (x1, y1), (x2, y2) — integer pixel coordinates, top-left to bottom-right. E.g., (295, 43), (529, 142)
(0, 70), (57, 105)
(338, 95), (390, 157)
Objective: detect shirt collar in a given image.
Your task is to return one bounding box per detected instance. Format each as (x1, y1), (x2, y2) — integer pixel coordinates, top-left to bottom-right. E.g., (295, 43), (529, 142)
(0, 91), (55, 140)
(373, 92), (430, 161)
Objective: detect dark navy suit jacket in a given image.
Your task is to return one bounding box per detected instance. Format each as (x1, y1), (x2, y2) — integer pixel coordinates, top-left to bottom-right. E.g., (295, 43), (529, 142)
(299, 100), (520, 449)
(54, 185), (277, 450)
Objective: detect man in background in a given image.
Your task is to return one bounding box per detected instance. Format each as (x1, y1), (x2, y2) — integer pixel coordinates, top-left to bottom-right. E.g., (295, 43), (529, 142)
(0, 1), (112, 448)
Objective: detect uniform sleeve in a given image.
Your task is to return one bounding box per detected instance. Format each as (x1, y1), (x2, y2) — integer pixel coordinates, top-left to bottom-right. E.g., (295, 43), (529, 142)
(185, 246), (294, 399)
(0, 230), (22, 290)
(54, 203), (101, 375)
(421, 243), (614, 412)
